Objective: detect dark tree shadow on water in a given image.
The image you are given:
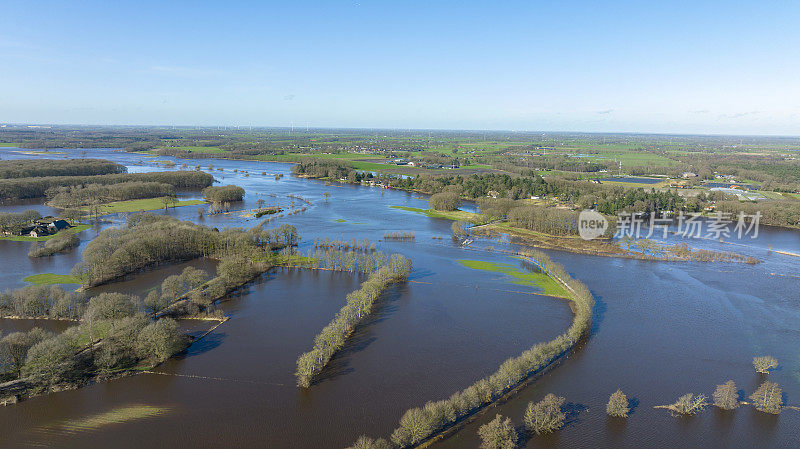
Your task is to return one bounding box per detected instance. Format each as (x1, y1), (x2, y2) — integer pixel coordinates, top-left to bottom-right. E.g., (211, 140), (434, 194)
(311, 286), (403, 386)
(563, 401), (587, 428)
(589, 293), (606, 336)
(628, 396), (640, 415)
(176, 331), (226, 359)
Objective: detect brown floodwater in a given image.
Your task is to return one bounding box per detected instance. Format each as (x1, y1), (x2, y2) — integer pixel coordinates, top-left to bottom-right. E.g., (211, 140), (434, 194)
(0, 267), (571, 448)
(0, 147), (798, 448)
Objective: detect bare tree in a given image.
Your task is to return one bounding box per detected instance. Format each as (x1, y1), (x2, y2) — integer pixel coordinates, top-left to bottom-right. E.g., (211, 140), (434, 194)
(655, 393), (708, 415)
(478, 414), (518, 449)
(713, 380), (740, 410)
(749, 381), (782, 414)
(606, 389), (630, 417)
(524, 394), (565, 435)
(753, 356), (778, 374)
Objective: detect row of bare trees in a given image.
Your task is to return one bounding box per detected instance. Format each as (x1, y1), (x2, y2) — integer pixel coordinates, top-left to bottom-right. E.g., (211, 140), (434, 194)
(295, 254), (412, 388)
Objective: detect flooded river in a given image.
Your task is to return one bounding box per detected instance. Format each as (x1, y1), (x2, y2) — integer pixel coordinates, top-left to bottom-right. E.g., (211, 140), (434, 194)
(0, 148), (798, 448)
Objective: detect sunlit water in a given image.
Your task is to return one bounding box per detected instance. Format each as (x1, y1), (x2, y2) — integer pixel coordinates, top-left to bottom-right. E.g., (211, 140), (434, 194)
(0, 148), (797, 448)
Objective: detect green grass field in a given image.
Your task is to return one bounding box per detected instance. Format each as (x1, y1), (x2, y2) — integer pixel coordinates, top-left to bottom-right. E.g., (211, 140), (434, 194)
(0, 224), (91, 242)
(390, 206), (491, 224)
(0, 143), (20, 147)
(23, 273), (84, 285)
(86, 198), (205, 214)
(456, 259), (569, 298)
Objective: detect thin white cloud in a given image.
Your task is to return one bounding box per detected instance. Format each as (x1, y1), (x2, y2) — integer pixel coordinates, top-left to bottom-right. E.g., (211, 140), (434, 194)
(148, 65), (228, 79)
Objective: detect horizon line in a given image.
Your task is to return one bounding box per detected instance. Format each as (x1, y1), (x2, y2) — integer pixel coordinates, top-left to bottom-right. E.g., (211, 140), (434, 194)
(1, 122), (800, 140)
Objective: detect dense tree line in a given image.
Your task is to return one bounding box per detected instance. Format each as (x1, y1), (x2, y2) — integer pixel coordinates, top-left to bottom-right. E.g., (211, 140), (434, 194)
(73, 214), (298, 287)
(46, 181), (176, 208)
(350, 249), (593, 448)
(202, 185), (245, 203)
(0, 170), (213, 200)
(1, 293), (188, 389)
(296, 160), (688, 215)
(0, 159), (125, 179)
(295, 254), (412, 388)
(495, 154), (609, 173)
(429, 192), (461, 211)
(0, 210), (41, 234)
(716, 199), (800, 229)
(28, 231), (80, 257)
(0, 285), (86, 319)
(507, 205), (580, 236)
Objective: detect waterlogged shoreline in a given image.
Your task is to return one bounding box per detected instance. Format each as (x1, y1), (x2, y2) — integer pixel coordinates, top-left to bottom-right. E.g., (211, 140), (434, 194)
(477, 224), (761, 264)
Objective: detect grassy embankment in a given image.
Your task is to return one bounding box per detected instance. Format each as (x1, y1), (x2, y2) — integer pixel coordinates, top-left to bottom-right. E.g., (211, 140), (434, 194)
(83, 197), (205, 214)
(456, 259), (569, 298)
(0, 224), (91, 242)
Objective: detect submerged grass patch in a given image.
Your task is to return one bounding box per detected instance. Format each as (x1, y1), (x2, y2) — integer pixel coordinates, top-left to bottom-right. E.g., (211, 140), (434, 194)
(40, 405), (170, 435)
(391, 205), (490, 224)
(457, 259), (569, 298)
(23, 273), (84, 285)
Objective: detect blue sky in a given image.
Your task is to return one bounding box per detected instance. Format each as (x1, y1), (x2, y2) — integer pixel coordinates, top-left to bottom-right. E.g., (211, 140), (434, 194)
(1, 1), (799, 134)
